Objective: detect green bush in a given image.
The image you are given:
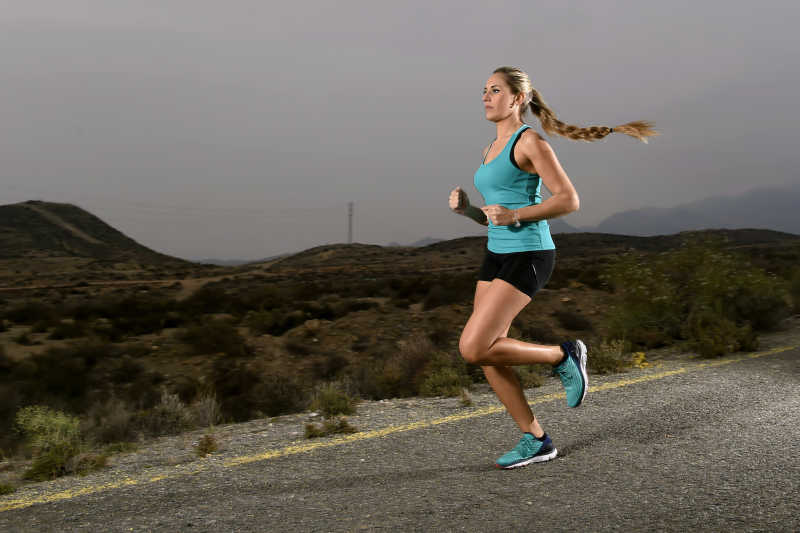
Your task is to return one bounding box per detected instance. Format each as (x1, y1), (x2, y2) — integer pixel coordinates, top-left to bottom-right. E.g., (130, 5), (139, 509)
(0, 483), (15, 495)
(683, 307), (758, 357)
(15, 405), (88, 481)
(419, 367), (470, 397)
(603, 239), (790, 353)
(309, 383), (357, 417)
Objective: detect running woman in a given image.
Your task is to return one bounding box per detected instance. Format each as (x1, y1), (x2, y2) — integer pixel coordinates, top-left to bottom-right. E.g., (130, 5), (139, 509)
(449, 66), (657, 469)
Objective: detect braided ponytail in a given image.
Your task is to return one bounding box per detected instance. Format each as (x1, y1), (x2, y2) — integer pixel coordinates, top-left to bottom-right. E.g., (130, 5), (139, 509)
(495, 66), (658, 144)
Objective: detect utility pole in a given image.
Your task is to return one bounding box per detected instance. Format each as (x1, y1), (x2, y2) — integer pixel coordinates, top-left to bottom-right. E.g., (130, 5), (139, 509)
(347, 202), (354, 244)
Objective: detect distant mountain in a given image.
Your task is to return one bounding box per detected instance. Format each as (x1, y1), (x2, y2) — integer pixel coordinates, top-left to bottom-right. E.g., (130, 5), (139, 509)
(0, 200), (192, 266)
(386, 237), (444, 247)
(548, 218), (579, 234)
(387, 218), (579, 248)
(195, 253), (289, 266)
(591, 184), (800, 236)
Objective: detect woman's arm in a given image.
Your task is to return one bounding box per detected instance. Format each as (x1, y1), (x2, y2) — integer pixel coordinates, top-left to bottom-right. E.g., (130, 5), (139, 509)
(449, 187), (488, 225)
(515, 131), (579, 220)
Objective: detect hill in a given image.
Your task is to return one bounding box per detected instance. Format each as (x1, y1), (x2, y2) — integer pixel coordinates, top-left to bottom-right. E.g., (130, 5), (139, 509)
(591, 183), (800, 236)
(0, 200), (192, 267)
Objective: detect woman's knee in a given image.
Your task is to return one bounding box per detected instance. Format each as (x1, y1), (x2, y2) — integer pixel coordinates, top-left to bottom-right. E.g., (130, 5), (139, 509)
(459, 334), (487, 365)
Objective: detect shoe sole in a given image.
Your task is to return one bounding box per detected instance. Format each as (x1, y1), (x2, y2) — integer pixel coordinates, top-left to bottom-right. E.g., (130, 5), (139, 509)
(574, 340), (589, 407)
(495, 448), (558, 470)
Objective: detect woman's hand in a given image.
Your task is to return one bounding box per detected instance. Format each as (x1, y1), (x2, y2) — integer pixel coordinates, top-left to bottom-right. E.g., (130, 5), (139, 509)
(449, 186), (470, 214)
(480, 205), (516, 226)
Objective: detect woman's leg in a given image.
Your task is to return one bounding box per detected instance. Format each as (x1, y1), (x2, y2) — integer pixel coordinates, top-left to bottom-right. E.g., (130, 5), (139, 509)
(460, 278), (563, 367)
(471, 281), (545, 437)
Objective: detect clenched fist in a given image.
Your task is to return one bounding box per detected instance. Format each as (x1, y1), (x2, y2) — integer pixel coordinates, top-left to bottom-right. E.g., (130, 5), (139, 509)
(449, 186), (470, 214)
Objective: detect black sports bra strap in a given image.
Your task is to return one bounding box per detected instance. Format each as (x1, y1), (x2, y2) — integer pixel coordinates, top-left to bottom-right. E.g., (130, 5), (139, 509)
(509, 125), (531, 170)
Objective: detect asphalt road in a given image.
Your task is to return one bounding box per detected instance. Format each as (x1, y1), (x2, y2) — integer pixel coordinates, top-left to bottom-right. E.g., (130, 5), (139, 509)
(2, 346), (799, 532)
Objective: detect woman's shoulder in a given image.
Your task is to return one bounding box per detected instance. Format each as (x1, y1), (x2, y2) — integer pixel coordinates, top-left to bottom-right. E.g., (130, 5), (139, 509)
(519, 126), (545, 143)
(518, 127), (551, 155)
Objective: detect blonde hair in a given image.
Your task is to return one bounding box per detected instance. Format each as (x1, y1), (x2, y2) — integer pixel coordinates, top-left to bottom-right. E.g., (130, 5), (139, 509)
(493, 66), (659, 144)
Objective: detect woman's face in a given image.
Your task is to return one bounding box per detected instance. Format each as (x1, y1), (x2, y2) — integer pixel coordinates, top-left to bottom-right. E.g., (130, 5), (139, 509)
(482, 74), (520, 123)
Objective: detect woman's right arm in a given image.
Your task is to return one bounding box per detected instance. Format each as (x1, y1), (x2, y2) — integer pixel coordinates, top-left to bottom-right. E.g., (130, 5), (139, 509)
(449, 186), (488, 225)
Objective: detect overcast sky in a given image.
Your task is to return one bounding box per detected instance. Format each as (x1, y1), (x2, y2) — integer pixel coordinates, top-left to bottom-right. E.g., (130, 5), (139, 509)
(2, 1), (798, 260)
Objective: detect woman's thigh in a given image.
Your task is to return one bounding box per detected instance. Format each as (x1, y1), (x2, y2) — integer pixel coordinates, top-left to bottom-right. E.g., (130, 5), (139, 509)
(462, 278), (531, 353)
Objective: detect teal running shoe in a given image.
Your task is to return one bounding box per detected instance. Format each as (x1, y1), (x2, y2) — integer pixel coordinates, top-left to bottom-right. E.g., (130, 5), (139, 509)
(495, 433), (557, 469)
(556, 340), (588, 408)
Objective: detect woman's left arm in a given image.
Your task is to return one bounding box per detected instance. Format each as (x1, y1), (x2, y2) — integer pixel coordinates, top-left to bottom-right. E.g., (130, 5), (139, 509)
(481, 131), (580, 225)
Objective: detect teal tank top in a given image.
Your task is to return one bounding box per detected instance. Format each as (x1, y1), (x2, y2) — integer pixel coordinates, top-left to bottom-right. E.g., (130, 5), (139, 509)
(473, 124), (555, 253)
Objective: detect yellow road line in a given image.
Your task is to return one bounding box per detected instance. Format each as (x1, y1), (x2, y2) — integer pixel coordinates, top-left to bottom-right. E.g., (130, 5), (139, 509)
(1, 344), (796, 513)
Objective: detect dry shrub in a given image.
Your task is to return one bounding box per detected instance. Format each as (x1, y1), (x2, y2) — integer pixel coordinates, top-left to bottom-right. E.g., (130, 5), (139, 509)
(285, 337), (312, 356)
(305, 417), (358, 439)
(519, 324), (561, 345)
(189, 392), (222, 428)
(137, 388), (193, 437)
(84, 397), (139, 445)
(68, 452), (108, 476)
(589, 339), (632, 375)
(211, 359), (309, 421)
(180, 319), (251, 357)
(195, 434), (218, 457)
(516, 366), (546, 388)
(459, 388), (473, 407)
(377, 337), (435, 398)
(552, 310), (593, 332)
(419, 352), (471, 397)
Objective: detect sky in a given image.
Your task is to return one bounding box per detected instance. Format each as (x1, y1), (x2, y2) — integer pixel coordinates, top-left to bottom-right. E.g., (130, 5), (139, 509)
(2, 1), (798, 260)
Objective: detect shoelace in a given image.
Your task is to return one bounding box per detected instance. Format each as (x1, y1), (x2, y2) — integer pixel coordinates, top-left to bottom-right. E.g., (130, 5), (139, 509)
(514, 437), (539, 456)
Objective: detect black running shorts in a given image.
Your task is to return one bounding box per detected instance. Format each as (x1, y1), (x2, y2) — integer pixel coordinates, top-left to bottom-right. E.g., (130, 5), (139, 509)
(478, 249), (556, 298)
